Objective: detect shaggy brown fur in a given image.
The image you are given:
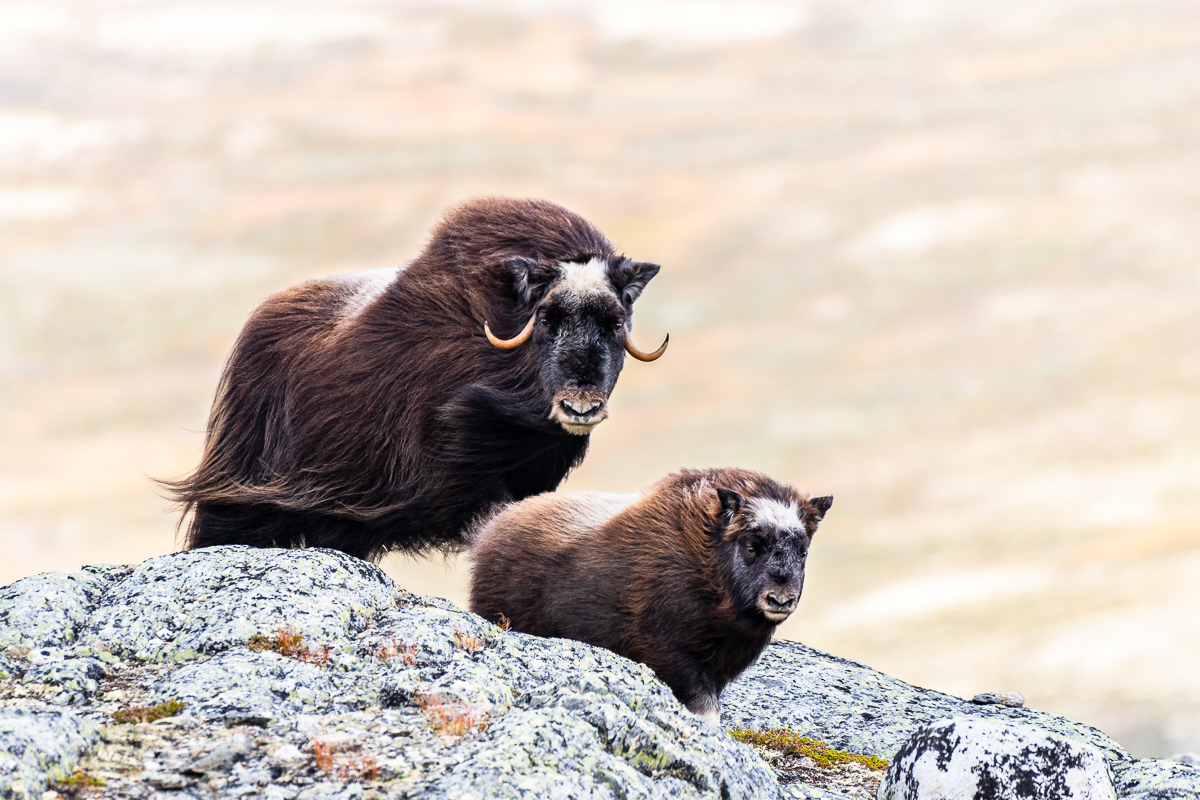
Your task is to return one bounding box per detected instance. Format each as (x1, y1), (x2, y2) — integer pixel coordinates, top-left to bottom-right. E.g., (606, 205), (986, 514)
(161, 197), (663, 559)
(468, 468), (832, 723)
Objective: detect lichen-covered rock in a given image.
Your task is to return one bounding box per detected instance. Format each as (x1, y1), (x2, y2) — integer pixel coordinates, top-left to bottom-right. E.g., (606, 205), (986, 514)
(0, 564), (132, 651)
(0, 547), (779, 799)
(1113, 758), (1200, 800)
(82, 546), (396, 662)
(721, 642), (1126, 762)
(22, 650), (108, 705)
(0, 706), (98, 798)
(1, 547), (1197, 800)
(421, 707), (702, 800)
(877, 718), (1116, 799)
(150, 648), (341, 724)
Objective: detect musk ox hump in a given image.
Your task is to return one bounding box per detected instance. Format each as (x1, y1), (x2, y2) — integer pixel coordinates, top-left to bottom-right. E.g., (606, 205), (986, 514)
(334, 265), (403, 325)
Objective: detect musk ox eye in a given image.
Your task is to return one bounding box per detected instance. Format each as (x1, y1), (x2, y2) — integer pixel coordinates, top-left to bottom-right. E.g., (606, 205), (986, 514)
(744, 541), (757, 555)
(539, 316), (550, 326)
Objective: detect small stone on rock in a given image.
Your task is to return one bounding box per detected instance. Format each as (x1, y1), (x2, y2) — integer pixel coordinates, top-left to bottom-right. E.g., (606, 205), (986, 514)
(224, 712), (274, 727)
(147, 773), (189, 790)
(971, 691), (1025, 707)
(184, 732), (252, 775)
(271, 743), (305, 762)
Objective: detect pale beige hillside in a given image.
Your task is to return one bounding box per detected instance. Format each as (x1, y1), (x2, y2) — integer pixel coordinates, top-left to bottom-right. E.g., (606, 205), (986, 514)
(0, 0), (1196, 757)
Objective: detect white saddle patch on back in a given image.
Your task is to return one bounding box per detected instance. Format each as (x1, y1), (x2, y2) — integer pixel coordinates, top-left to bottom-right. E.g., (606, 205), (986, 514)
(565, 491), (640, 531)
(337, 265), (402, 322)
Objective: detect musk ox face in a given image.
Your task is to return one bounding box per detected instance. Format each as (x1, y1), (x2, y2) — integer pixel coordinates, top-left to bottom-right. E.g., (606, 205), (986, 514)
(718, 489), (833, 625)
(488, 256), (664, 435)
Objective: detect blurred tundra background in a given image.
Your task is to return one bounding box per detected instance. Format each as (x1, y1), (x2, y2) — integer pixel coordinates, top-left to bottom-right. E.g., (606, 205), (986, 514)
(1, 0), (1198, 758)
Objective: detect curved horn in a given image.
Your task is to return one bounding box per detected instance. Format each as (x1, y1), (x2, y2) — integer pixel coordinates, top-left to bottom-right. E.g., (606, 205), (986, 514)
(624, 326), (669, 362)
(484, 312), (537, 350)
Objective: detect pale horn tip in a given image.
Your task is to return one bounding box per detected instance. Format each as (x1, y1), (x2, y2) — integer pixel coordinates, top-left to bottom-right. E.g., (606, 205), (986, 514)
(625, 329), (668, 362)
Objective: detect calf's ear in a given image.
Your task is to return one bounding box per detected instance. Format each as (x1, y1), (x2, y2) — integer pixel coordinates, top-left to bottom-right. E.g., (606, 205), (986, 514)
(505, 257), (559, 306)
(609, 259), (661, 307)
(716, 488), (743, 527)
(809, 495), (833, 520)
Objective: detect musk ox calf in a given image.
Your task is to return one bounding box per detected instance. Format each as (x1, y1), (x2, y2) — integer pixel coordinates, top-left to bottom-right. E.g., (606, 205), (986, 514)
(468, 468), (832, 723)
(162, 197), (667, 560)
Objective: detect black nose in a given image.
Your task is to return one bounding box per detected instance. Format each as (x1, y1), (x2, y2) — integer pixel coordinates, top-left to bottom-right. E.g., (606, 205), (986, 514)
(765, 592), (797, 611)
(561, 398), (602, 416)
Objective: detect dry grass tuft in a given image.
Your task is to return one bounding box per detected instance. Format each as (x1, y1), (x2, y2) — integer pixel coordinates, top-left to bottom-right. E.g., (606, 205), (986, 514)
(339, 754), (378, 781)
(453, 628), (486, 653)
(312, 738), (335, 773)
(312, 737), (378, 781)
(376, 636), (419, 665)
(248, 625), (331, 665)
(417, 693), (487, 736)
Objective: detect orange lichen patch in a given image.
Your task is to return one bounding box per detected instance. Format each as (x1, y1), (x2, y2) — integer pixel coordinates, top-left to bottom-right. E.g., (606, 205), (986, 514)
(417, 694), (487, 737)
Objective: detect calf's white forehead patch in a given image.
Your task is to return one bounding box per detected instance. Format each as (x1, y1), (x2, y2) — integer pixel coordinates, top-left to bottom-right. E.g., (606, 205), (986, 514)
(555, 257), (612, 298)
(748, 497), (803, 532)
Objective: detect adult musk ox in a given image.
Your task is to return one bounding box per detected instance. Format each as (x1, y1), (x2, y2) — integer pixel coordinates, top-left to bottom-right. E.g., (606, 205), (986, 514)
(468, 467), (832, 724)
(163, 197), (668, 561)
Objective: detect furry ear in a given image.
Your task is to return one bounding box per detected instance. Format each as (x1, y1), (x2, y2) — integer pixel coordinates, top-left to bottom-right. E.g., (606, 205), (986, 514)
(808, 495), (833, 521)
(716, 488), (744, 527)
(505, 257), (559, 306)
(608, 259), (661, 307)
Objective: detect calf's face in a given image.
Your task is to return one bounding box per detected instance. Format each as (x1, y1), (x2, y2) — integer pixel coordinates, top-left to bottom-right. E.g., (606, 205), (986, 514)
(718, 489), (833, 625)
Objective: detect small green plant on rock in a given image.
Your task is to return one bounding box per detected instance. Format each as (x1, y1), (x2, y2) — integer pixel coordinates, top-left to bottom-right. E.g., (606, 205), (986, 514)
(112, 699), (186, 724)
(727, 728), (888, 771)
(52, 770), (106, 789)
